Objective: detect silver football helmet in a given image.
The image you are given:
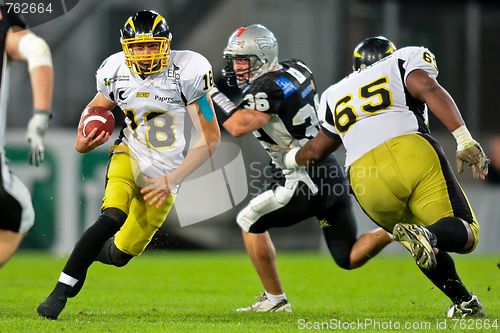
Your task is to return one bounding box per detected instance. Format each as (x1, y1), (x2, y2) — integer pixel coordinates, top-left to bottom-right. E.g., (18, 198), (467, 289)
(222, 24), (279, 87)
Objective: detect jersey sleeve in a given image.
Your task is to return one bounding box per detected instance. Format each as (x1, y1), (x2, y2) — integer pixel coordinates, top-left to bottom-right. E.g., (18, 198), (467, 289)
(240, 78), (284, 114)
(318, 88), (339, 137)
(403, 46), (439, 84)
(95, 56), (115, 102)
(182, 53), (214, 105)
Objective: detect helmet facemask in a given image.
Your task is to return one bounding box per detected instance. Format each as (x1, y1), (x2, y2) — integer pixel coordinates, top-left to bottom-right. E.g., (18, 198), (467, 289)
(223, 54), (267, 88)
(122, 36), (171, 75)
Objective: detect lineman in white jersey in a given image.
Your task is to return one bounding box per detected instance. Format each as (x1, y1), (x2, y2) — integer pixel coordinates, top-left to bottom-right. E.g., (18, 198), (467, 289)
(279, 37), (488, 318)
(38, 10), (220, 320)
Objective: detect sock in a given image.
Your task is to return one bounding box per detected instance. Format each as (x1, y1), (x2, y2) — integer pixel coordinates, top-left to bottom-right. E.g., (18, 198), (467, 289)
(265, 291), (286, 304)
(426, 217), (468, 252)
(419, 250), (471, 304)
(61, 215), (122, 281)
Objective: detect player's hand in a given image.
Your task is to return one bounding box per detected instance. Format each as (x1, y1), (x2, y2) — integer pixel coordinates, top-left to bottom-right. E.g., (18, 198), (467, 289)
(456, 142), (489, 181)
(268, 144), (292, 170)
(268, 145), (300, 172)
(74, 121), (110, 153)
(26, 112), (51, 166)
(141, 175), (174, 208)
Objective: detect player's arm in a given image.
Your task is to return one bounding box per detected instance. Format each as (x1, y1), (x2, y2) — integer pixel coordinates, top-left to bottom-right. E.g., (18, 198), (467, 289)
(74, 93), (116, 153)
(6, 27), (54, 166)
(141, 94), (221, 207)
(210, 89), (271, 136)
(406, 69), (488, 180)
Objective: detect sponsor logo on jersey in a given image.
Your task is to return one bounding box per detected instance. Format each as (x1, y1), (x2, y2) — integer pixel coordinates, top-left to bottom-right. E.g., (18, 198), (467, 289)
(154, 95), (180, 103)
(136, 92), (150, 98)
(103, 75), (130, 86)
(275, 76), (297, 97)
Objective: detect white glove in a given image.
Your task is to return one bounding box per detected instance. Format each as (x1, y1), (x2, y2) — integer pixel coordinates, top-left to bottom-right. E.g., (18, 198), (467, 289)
(268, 145), (300, 172)
(26, 112), (51, 166)
(285, 167), (318, 195)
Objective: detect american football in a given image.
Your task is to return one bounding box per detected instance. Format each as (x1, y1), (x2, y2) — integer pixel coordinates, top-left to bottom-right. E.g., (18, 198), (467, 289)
(82, 106), (115, 138)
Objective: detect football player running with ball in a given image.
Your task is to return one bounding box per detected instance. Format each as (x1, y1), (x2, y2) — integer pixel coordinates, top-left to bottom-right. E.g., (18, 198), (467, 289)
(276, 36), (488, 318)
(38, 10), (220, 319)
(210, 25), (392, 312)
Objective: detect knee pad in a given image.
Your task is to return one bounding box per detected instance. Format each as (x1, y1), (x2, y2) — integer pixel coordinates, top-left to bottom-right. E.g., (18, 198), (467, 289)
(237, 186), (294, 232)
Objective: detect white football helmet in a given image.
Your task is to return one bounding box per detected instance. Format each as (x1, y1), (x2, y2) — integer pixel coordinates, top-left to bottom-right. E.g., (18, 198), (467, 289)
(222, 24), (278, 87)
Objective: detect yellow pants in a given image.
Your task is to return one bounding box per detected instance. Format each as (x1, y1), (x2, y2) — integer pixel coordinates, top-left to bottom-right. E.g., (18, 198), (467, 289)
(102, 152), (175, 256)
(349, 133), (479, 252)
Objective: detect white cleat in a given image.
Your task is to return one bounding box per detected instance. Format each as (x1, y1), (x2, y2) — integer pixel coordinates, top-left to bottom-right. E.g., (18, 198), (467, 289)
(446, 293), (486, 318)
(236, 293), (292, 313)
(393, 223), (437, 270)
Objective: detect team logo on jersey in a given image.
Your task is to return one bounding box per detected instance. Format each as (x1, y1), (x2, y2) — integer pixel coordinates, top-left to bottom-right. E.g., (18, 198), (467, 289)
(117, 89), (127, 101)
(136, 92), (150, 98)
(275, 76), (297, 97)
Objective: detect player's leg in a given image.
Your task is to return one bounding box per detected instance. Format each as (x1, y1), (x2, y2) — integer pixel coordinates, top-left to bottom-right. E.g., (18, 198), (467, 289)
(37, 153), (135, 320)
(0, 230), (25, 268)
(399, 134), (484, 317)
(107, 192), (175, 260)
(318, 187), (391, 270)
(0, 158), (35, 268)
(236, 178), (326, 312)
(241, 231), (283, 296)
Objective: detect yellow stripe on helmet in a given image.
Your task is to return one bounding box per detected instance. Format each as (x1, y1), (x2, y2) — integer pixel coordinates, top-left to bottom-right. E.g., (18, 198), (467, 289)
(385, 45), (396, 54)
(353, 50), (362, 58)
(152, 15), (165, 32)
(126, 17), (136, 32)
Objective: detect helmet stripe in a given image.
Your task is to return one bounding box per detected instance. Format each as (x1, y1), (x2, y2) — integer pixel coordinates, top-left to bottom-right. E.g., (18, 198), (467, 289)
(152, 15), (165, 32)
(235, 27), (247, 37)
(353, 51), (362, 58)
(385, 45), (396, 54)
(126, 17), (136, 32)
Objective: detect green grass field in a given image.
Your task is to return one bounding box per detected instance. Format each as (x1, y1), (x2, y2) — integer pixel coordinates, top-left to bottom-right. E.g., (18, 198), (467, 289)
(0, 252), (498, 332)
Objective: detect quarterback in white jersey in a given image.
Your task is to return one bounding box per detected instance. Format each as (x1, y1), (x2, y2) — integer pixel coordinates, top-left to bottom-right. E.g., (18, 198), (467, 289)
(38, 10), (220, 320)
(280, 36), (488, 317)
(96, 47), (213, 183)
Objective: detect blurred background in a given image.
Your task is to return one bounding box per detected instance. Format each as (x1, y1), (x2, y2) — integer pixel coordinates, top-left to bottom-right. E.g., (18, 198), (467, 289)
(5, 0), (500, 254)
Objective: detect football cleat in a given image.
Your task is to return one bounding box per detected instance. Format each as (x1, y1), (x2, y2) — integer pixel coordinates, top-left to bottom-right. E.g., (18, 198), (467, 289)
(236, 293), (292, 313)
(446, 293), (486, 318)
(37, 293), (68, 320)
(393, 223), (437, 270)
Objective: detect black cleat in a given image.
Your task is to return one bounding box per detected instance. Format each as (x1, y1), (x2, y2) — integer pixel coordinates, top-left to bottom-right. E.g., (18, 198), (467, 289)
(37, 293), (68, 320)
(68, 270), (87, 298)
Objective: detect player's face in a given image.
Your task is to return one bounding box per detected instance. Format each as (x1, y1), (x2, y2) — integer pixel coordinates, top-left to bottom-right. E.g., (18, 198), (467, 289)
(233, 58), (252, 82)
(130, 42), (161, 67)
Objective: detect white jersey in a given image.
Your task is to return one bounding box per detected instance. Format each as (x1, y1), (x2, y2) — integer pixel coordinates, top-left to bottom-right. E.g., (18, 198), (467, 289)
(319, 46), (438, 167)
(96, 50), (213, 178)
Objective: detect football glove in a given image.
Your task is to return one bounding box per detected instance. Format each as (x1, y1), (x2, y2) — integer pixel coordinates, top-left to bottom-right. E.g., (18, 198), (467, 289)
(268, 145), (300, 172)
(452, 125), (489, 180)
(26, 111), (51, 166)
(456, 143), (489, 180)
